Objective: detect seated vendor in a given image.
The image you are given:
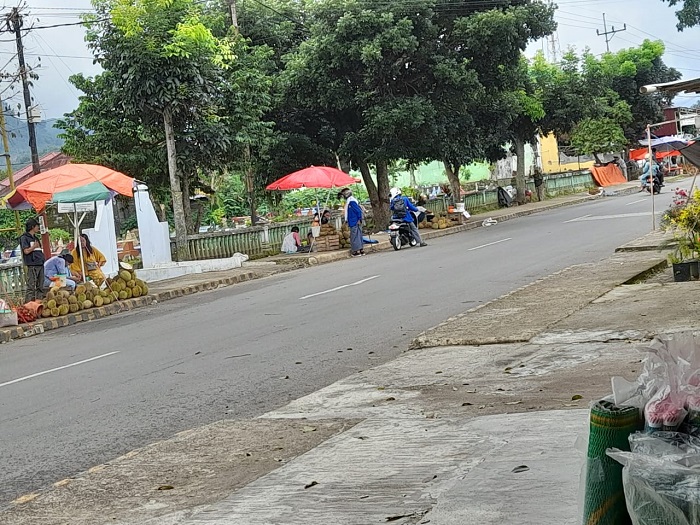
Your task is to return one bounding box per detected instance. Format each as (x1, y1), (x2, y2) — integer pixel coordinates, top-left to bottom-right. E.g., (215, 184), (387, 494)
(70, 233), (107, 286)
(320, 210), (332, 225)
(44, 252), (76, 291)
(281, 226), (311, 254)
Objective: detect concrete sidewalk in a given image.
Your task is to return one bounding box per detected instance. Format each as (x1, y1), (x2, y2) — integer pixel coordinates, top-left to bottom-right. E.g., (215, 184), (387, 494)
(3, 225), (691, 525)
(0, 180), (642, 345)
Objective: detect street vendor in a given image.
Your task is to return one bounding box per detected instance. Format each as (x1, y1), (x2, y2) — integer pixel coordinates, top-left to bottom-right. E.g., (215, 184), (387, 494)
(70, 233), (107, 286)
(44, 252), (76, 291)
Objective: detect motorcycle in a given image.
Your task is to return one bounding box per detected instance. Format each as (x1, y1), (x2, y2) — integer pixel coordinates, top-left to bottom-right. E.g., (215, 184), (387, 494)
(644, 174), (661, 195)
(389, 214), (418, 251)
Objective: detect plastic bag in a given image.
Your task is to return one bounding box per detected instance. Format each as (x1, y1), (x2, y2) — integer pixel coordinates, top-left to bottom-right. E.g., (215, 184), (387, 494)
(608, 446), (700, 525)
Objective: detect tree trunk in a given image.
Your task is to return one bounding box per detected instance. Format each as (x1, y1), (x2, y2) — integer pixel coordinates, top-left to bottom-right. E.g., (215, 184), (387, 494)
(593, 152), (602, 164)
(245, 144), (258, 225)
(337, 155), (351, 174)
(358, 160), (389, 231)
(443, 159), (461, 205)
(409, 165), (417, 187)
(181, 172), (193, 234)
(163, 107), (190, 261)
(374, 160), (392, 230)
(514, 136), (527, 206)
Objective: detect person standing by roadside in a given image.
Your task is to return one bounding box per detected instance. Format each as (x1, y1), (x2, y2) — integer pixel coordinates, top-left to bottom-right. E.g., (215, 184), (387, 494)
(338, 187), (365, 257)
(20, 218), (46, 303)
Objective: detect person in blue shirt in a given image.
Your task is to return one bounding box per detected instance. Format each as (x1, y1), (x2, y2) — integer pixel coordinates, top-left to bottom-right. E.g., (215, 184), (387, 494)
(44, 252), (76, 291)
(640, 153), (659, 191)
(390, 187), (427, 247)
(338, 187), (365, 257)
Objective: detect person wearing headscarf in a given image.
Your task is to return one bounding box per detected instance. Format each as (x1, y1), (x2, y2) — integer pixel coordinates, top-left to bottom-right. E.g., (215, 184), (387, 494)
(338, 187), (365, 257)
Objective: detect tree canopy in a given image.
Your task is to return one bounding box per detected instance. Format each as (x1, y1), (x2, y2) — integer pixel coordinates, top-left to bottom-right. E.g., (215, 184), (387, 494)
(58, 0), (683, 242)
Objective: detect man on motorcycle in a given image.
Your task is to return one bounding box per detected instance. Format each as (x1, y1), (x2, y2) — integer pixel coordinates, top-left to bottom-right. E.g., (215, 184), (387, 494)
(390, 187), (427, 247)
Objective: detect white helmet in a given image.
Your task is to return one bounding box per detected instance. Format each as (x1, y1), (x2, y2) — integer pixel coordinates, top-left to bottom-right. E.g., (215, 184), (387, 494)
(389, 187), (401, 199)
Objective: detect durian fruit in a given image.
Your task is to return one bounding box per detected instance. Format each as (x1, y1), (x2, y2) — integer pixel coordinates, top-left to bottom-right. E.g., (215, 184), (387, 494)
(46, 289), (57, 300)
(77, 293), (87, 303)
(69, 304), (79, 313)
(117, 278), (127, 289)
(111, 291), (119, 301)
(119, 270), (131, 282)
(68, 295), (78, 304)
(46, 299), (57, 310)
(140, 283), (149, 295)
(100, 290), (109, 298)
(94, 296), (104, 307)
(50, 307), (60, 317)
(118, 290), (127, 300)
(75, 284), (86, 296)
(60, 290), (70, 299)
(41, 309), (52, 318)
(58, 304), (69, 316)
(132, 286), (141, 298)
(125, 288), (133, 299)
(126, 279), (135, 288)
(83, 300), (93, 309)
(103, 296), (112, 305)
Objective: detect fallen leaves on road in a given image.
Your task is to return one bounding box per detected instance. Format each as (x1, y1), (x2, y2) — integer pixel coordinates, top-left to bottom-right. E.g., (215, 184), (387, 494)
(511, 465), (530, 473)
(157, 485), (174, 491)
(504, 401), (522, 405)
(304, 481), (319, 489)
(571, 394), (583, 401)
(301, 426), (317, 433)
(461, 402), (473, 406)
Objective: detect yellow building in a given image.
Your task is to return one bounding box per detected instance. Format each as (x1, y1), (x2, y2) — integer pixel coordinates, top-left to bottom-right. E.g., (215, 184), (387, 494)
(538, 133), (595, 174)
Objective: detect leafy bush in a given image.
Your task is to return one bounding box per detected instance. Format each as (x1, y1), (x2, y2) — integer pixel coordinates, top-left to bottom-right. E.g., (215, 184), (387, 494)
(49, 228), (71, 242)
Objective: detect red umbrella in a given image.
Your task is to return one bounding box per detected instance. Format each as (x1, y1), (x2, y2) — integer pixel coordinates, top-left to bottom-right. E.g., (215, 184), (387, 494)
(266, 166), (358, 190)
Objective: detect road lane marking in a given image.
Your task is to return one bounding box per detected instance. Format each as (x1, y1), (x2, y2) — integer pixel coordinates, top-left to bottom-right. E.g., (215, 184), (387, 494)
(565, 211), (662, 223)
(0, 351), (120, 389)
(300, 275), (380, 300)
(467, 238), (512, 251)
(564, 214), (592, 223)
(625, 199), (646, 206)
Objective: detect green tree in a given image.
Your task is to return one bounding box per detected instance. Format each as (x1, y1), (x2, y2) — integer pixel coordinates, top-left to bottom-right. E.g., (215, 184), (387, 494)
(85, 0), (235, 259)
(661, 0), (700, 29)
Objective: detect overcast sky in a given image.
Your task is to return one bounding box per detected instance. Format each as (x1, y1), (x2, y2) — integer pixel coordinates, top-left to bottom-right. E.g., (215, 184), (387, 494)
(0, 0), (698, 121)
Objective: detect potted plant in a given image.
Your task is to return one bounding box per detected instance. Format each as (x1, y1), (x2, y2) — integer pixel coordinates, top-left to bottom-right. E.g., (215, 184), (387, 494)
(663, 189), (700, 281)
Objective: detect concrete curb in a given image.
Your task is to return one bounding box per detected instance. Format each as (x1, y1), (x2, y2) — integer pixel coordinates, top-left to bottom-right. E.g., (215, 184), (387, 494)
(0, 271), (259, 345)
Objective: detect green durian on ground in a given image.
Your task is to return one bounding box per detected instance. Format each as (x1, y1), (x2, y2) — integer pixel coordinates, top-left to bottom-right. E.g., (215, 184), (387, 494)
(68, 295), (78, 304)
(119, 270), (131, 282)
(82, 300), (93, 309)
(69, 304), (79, 313)
(118, 290), (127, 300)
(58, 304), (69, 316)
(50, 307), (60, 317)
(94, 296), (104, 307)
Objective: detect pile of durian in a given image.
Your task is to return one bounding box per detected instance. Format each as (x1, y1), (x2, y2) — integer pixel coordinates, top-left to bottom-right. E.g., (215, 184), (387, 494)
(40, 269), (149, 318)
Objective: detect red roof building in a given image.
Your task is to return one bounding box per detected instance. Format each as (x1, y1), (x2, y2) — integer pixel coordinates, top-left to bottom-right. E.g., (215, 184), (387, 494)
(0, 152), (71, 198)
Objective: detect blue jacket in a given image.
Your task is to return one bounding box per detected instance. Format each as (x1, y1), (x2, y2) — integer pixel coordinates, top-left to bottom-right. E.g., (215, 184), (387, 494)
(347, 199), (363, 227)
(391, 195), (418, 223)
(44, 255), (69, 281)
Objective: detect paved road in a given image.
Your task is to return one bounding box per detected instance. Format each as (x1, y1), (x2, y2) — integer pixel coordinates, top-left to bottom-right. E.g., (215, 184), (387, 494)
(0, 186), (680, 504)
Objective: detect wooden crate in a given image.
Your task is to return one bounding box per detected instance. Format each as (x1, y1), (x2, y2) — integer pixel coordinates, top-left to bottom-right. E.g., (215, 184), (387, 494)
(314, 234), (341, 252)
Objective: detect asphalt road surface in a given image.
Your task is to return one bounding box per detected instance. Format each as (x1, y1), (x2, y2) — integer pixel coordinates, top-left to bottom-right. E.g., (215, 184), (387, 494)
(0, 185), (682, 504)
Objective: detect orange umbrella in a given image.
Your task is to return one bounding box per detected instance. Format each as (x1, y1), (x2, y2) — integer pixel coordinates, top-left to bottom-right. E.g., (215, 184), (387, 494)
(11, 164), (134, 211)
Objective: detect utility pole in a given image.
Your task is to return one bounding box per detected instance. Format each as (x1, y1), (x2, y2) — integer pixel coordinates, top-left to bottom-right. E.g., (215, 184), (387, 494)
(0, 96), (21, 234)
(596, 13), (626, 53)
(8, 7), (51, 258)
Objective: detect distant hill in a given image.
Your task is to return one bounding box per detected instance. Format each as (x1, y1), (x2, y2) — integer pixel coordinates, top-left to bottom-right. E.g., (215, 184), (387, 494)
(3, 115), (64, 170)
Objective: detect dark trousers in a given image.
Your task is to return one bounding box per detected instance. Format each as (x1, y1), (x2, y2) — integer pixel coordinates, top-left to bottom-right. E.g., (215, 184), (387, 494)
(25, 265), (45, 303)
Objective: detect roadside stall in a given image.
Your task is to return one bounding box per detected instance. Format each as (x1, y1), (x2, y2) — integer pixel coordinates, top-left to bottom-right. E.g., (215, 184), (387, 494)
(0, 164), (141, 323)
